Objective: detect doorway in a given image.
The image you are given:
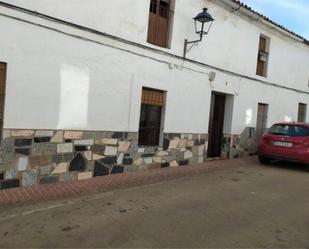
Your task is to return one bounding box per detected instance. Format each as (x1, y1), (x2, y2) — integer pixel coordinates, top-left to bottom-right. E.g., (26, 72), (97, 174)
(0, 63), (6, 141)
(256, 103), (268, 144)
(208, 93), (226, 158)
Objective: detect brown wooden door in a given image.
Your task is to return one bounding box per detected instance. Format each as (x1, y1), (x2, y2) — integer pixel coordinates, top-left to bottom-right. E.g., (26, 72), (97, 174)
(256, 103), (268, 144)
(208, 94), (226, 158)
(298, 103), (307, 122)
(0, 63), (6, 140)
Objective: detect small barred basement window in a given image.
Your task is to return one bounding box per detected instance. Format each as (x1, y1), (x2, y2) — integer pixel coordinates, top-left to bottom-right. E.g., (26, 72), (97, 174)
(138, 88), (166, 146)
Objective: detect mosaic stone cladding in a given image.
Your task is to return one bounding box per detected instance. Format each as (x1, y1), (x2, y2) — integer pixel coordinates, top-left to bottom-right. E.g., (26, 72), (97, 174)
(0, 129), (209, 189)
(222, 127), (257, 159)
(0, 129), (255, 189)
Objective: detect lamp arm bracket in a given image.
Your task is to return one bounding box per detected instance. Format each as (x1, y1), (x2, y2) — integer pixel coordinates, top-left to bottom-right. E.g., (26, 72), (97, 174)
(183, 37), (203, 59)
(185, 37), (203, 45)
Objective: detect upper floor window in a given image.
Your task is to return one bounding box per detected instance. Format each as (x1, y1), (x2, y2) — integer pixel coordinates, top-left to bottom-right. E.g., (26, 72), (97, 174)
(298, 103), (307, 122)
(147, 0), (174, 48)
(256, 35), (270, 77)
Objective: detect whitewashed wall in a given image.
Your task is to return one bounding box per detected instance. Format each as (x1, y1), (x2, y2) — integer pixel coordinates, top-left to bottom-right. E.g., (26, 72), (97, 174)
(2, 0), (309, 92)
(0, 1), (308, 136)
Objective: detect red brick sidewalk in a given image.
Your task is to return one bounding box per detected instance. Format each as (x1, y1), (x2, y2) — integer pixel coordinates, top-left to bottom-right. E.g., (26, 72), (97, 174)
(0, 157), (256, 206)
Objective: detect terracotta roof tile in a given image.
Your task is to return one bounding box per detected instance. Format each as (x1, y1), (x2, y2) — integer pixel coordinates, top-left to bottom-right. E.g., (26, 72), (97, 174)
(230, 0), (308, 45)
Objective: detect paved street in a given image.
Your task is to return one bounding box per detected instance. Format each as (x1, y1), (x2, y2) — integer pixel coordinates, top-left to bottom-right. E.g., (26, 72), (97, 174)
(1, 158), (309, 248)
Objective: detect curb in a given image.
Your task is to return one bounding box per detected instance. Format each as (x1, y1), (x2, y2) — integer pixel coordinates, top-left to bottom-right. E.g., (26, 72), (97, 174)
(0, 157), (256, 207)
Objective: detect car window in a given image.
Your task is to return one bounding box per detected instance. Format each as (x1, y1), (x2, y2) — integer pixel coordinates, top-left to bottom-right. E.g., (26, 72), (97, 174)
(270, 125), (289, 136)
(289, 126), (309, 137)
(270, 125), (309, 137)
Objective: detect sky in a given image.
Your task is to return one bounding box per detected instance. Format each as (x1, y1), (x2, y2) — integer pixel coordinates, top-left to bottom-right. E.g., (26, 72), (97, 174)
(241, 0), (309, 40)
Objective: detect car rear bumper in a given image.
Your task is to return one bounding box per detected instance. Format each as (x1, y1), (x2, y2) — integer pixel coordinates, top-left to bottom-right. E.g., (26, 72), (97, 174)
(258, 144), (309, 164)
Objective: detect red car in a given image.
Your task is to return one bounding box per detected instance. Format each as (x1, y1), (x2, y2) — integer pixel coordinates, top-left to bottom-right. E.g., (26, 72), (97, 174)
(258, 122), (309, 165)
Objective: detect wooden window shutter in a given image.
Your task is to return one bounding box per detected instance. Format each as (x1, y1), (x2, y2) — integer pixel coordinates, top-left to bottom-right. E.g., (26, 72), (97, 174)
(147, 0), (171, 48)
(298, 103), (307, 122)
(256, 60), (265, 76)
(256, 36), (268, 77)
(147, 0), (158, 45)
(141, 88), (165, 107)
(259, 37), (266, 52)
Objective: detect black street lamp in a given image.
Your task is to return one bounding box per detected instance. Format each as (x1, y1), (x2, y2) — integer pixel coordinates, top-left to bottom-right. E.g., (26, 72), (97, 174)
(183, 8), (214, 58)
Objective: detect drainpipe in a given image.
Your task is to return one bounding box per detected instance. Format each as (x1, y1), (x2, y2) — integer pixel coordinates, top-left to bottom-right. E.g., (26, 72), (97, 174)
(127, 74), (134, 132)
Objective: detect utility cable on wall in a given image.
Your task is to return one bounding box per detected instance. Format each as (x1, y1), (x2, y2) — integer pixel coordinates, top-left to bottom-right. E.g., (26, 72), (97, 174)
(0, 3), (308, 96)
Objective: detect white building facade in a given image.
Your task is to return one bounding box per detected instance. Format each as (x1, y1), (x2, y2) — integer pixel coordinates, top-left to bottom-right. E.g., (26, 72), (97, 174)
(0, 0), (308, 188)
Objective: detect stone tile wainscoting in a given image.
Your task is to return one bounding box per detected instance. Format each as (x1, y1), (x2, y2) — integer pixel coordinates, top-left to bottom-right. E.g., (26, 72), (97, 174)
(222, 127), (257, 159)
(0, 130), (209, 190)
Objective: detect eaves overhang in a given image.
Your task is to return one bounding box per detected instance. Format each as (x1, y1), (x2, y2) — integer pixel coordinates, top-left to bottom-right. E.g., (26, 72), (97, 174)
(215, 0), (309, 47)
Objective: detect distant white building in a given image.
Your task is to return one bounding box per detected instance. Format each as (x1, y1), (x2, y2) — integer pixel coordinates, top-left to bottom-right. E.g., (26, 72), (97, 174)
(0, 0), (308, 189)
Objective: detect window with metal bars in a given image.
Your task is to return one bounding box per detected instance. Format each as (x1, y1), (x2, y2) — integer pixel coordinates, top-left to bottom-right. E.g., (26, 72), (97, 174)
(147, 0), (173, 48)
(138, 88), (165, 146)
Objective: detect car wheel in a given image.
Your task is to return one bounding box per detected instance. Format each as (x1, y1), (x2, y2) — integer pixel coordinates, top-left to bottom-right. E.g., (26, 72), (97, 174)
(259, 156), (271, 165)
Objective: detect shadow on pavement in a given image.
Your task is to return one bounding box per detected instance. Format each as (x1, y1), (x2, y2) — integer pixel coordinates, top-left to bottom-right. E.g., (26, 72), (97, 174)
(265, 160), (309, 173)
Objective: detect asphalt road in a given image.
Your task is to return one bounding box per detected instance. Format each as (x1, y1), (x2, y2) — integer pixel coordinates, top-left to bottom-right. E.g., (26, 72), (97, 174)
(1, 159), (309, 248)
